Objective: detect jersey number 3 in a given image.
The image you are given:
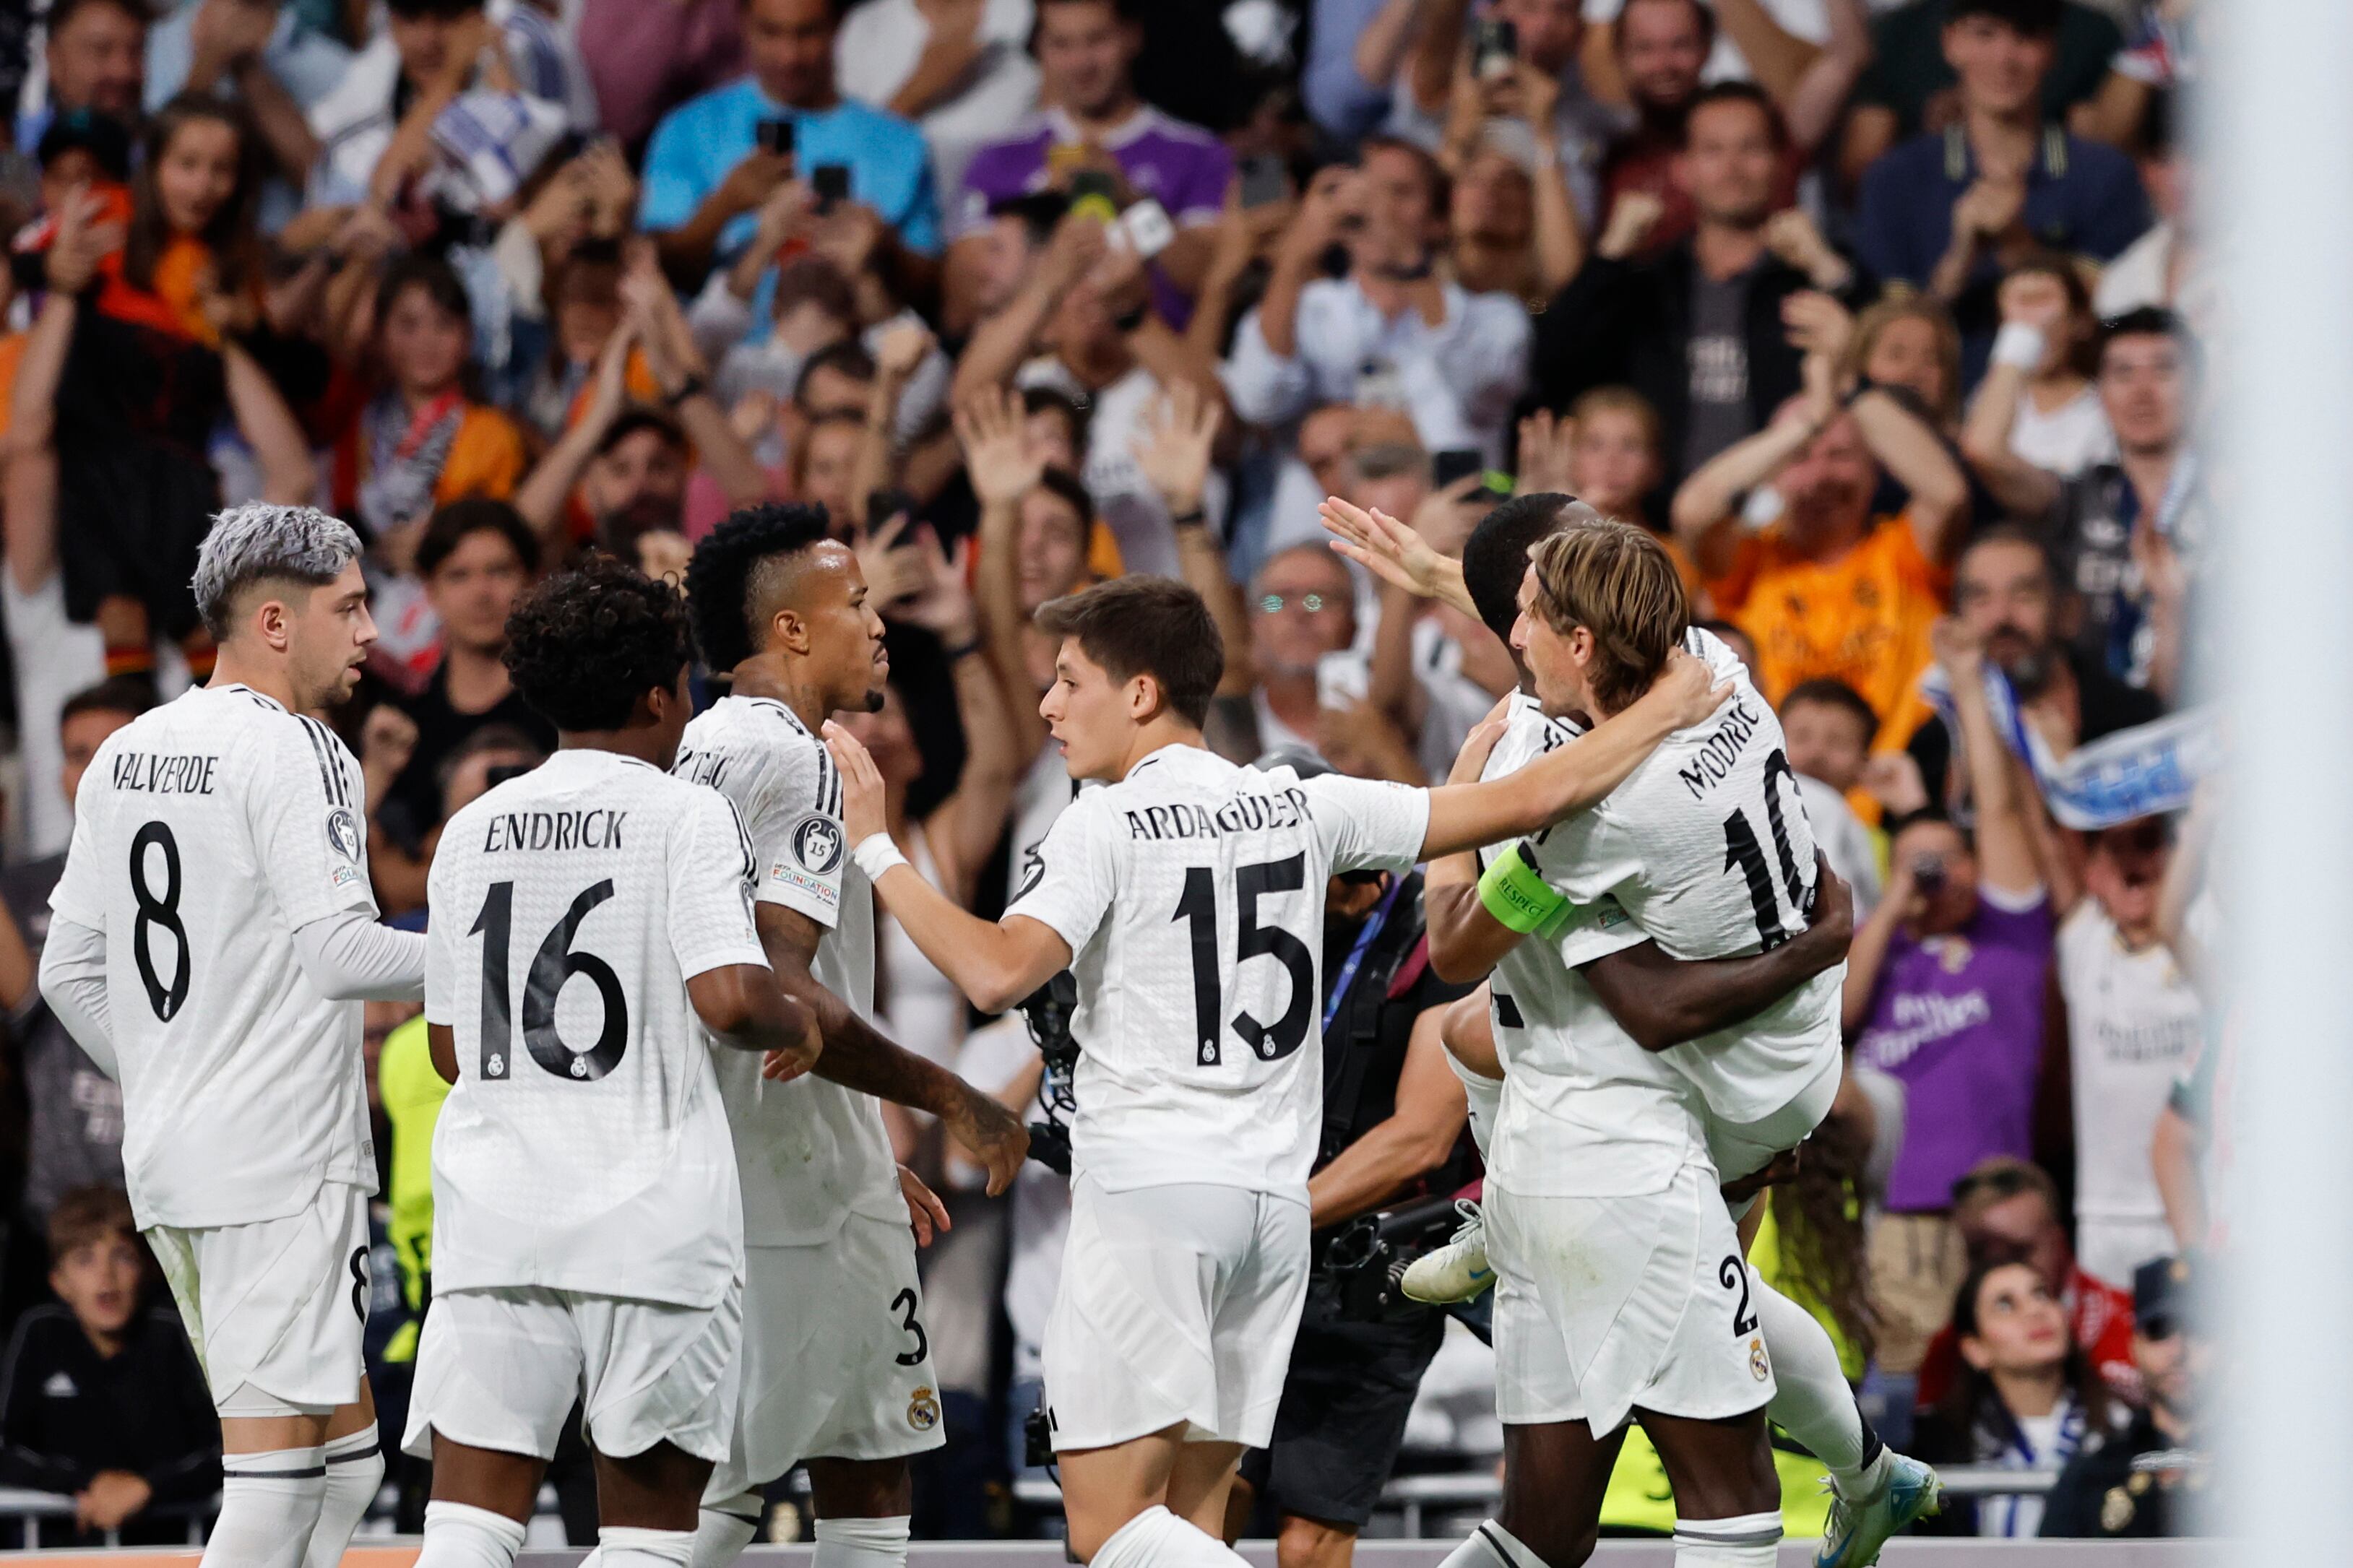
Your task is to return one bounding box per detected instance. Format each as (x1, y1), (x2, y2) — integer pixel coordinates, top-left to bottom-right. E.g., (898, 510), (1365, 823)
(469, 880), (630, 1082)
(1721, 749), (1814, 950)
(1173, 854), (1314, 1067)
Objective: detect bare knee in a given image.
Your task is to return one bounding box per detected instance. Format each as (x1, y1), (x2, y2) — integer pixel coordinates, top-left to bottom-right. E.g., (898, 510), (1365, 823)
(806, 1455), (912, 1518)
(1493, 1509), (1598, 1568)
(1276, 1513), (1357, 1568)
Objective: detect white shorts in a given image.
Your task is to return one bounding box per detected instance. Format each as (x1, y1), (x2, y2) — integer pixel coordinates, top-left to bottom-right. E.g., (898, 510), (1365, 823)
(1044, 1177), (1309, 1452)
(1705, 1052), (1843, 1188)
(1487, 1164), (1775, 1437)
(149, 1180), (371, 1416)
(1490, 1242), (1584, 1426)
(706, 1213), (946, 1502)
(402, 1282), (742, 1465)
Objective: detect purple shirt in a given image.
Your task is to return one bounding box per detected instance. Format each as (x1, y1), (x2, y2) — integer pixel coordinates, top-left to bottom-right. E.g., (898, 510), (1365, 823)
(954, 105), (1231, 325)
(1859, 888), (2055, 1213)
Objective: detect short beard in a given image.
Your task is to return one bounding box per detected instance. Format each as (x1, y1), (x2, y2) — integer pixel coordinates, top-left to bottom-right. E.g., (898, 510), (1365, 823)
(855, 682), (886, 715)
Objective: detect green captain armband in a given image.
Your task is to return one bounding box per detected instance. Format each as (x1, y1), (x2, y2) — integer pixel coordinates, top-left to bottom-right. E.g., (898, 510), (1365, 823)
(1478, 841), (1570, 934)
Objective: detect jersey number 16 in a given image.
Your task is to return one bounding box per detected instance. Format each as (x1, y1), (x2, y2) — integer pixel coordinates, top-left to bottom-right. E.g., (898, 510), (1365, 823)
(469, 880), (630, 1082)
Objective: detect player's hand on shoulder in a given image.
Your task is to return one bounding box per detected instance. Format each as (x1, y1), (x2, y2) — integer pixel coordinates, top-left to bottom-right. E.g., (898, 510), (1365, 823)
(899, 1164), (951, 1247)
(1657, 646), (1732, 728)
(820, 722), (890, 845)
(1447, 699), (1512, 787)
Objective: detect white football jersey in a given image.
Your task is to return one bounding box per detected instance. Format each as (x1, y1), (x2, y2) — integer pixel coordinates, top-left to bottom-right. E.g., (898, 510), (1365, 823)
(1532, 631), (1843, 1124)
(1006, 745), (1429, 1195)
(49, 684), (381, 1230)
(673, 696), (906, 1246)
(1477, 693), (1704, 1200)
(423, 749), (764, 1309)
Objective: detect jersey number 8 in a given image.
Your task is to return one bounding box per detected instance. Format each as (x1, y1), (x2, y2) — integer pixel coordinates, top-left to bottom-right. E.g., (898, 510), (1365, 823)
(129, 821), (190, 1021)
(1173, 852), (1316, 1067)
(469, 880), (630, 1081)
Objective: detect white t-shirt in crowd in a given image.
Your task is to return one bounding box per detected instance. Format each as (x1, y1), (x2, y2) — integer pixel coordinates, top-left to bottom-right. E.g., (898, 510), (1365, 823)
(1532, 631), (1844, 1124)
(1006, 744), (1429, 1195)
(1581, 0), (1832, 84)
(1797, 773), (1881, 919)
(424, 748), (764, 1309)
(1476, 693), (1704, 1199)
(3, 571), (188, 860)
(2011, 384), (2116, 479)
(51, 685), (380, 1229)
(834, 0), (1040, 197)
(2056, 898), (2205, 1283)
(673, 696), (911, 1246)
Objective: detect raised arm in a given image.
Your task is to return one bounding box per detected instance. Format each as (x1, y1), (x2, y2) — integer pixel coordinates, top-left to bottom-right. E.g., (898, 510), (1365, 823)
(624, 246), (772, 508)
(894, 530), (1024, 906)
(1318, 494), (1477, 619)
(1134, 381), (1254, 695)
(1670, 384), (1830, 579)
(950, 212), (1105, 405)
(1841, 854), (1912, 1035)
(1935, 617), (2040, 898)
(957, 390), (1053, 763)
(827, 724), (1074, 1015)
(1581, 857), (1852, 1052)
(513, 321), (636, 546)
(1780, 0), (1873, 155)
(1715, 0), (1822, 109)
(1852, 386), (1968, 563)
(223, 340), (318, 505)
(1958, 319), (2065, 520)
(752, 901), (1028, 1192)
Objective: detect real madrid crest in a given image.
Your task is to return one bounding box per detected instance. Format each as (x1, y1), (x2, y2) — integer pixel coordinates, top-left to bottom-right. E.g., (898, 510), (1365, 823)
(908, 1385), (941, 1431)
(1748, 1337), (1770, 1382)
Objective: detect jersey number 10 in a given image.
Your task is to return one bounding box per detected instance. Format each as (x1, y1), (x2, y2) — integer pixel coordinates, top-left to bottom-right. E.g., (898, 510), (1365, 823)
(1173, 852), (1316, 1067)
(469, 880), (631, 1082)
(1721, 749), (1814, 950)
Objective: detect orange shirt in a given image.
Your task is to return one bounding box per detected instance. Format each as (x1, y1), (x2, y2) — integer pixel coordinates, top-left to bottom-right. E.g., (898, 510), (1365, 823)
(1706, 513), (1950, 749)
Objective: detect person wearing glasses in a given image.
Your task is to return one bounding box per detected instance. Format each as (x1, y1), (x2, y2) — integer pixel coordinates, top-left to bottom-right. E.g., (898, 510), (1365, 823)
(2038, 1257), (2211, 1539)
(1247, 545), (1360, 761)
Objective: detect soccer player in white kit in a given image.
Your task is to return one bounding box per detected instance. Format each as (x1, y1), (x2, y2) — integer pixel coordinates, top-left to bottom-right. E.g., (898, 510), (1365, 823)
(1331, 493), (1938, 1568)
(669, 504), (1031, 1568)
(1428, 519), (1940, 1568)
(37, 506), (423, 1568)
(819, 576), (1726, 1568)
(406, 558), (822, 1568)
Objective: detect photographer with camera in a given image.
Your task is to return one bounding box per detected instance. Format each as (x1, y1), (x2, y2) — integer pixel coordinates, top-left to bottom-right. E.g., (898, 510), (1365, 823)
(1223, 771), (1477, 1568)
(1848, 615), (2057, 1387)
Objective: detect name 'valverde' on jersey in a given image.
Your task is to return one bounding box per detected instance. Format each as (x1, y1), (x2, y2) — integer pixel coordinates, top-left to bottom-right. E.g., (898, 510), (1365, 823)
(1006, 745), (1430, 1195)
(671, 696), (907, 1247)
(49, 685), (379, 1231)
(423, 750), (768, 1310)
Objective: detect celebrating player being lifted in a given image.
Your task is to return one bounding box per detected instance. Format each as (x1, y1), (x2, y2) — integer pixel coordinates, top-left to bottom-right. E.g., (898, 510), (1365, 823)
(40, 506), (426, 1568)
(672, 504), (1031, 1568)
(820, 573), (1724, 1568)
(405, 557), (822, 1568)
(1328, 493), (1937, 1568)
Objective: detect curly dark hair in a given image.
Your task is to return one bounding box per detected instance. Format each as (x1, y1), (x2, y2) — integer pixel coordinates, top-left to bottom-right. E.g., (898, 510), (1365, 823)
(683, 503), (832, 673)
(503, 555), (693, 732)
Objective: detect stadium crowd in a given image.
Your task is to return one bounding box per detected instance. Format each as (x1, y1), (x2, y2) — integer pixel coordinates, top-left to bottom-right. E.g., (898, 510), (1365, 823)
(0, 0), (2219, 1549)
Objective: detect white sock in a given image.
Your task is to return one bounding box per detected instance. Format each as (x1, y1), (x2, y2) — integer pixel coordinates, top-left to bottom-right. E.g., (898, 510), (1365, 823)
(1754, 1278), (1883, 1494)
(301, 1426), (385, 1568)
(689, 1490), (764, 1568)
(417, 1500), (525, 1568)
(1673, 1511), (1782, 1565)
(1089, 1504), (1253, 1568)
(1445, 1051), (1503, 1161)
(601, 1525), (696, 1568)
(1437, 1520), (1547, 1568)
(815, 1515), (912, 1568)
(204, 1447), (327, 1568)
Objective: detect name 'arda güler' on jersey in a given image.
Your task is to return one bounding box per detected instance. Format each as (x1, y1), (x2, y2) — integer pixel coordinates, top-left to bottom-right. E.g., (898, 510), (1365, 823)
(1118, 782), (1316, 842)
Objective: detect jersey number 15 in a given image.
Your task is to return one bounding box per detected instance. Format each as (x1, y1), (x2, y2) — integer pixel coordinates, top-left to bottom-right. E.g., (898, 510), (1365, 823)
(1173, 852), (1315, 1067)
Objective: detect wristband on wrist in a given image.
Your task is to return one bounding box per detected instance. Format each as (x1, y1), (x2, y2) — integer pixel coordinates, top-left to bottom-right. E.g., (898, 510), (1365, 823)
(667, 374), (709, 406)
(1170, 506), (1206, 527)
(941, 636), (983, 662)
(1990, 321), (2047, 372)
(852, 832), (908, 881)
(1110, 300), (1149, 334)
(1477, 841), (1570, 935)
